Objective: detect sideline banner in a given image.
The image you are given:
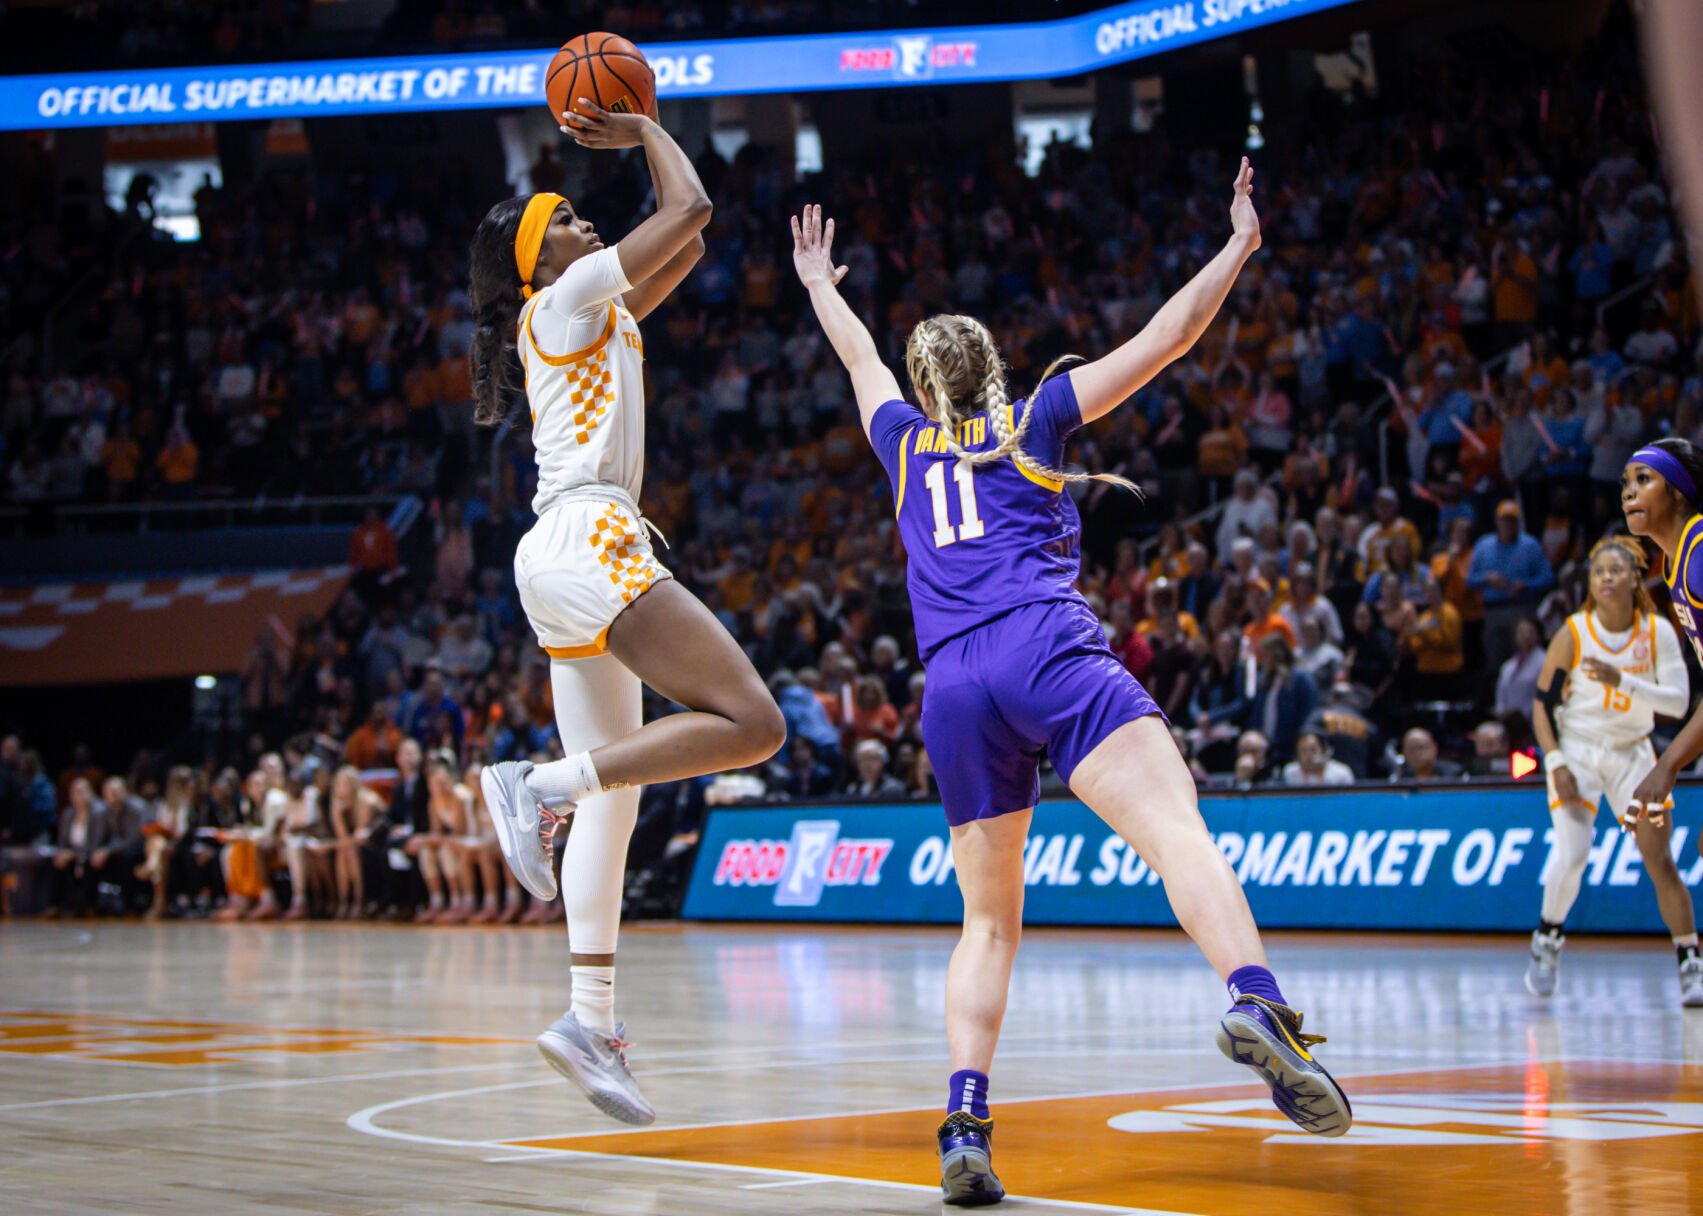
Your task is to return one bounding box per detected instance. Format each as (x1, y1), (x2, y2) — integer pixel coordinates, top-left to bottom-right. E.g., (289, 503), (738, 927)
(1, 0), (1364, 131)
(0, 567), (347, 686)
(681, 788), (1703, 933)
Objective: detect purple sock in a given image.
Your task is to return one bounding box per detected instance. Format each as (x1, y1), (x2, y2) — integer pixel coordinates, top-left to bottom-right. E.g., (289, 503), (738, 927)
(1227, 964), (1287, 1031)
(948, 1069), (990, 1120)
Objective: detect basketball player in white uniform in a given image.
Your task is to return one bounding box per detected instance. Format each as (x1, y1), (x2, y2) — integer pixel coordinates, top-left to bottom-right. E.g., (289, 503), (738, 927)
(465, 102), (785, 1123)
(1527, 536), (1701, 1004)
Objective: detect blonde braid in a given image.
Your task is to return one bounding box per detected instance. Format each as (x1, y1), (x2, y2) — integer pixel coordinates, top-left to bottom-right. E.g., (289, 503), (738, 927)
(906, 314), (1137, 493)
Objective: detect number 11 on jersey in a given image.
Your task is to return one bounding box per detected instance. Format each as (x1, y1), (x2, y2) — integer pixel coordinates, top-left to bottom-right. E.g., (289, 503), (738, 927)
(924, 458), (986, 548)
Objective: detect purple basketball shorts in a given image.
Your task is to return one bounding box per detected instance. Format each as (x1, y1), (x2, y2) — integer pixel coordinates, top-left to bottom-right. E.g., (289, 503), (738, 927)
(920, 598), (1163, 827)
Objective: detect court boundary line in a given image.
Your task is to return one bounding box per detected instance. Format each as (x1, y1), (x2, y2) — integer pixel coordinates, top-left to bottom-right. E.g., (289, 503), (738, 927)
(341, 1053), (1601, 1216)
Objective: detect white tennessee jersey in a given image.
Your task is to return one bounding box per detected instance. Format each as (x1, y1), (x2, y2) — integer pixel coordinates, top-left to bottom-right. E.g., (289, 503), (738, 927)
(518, 245), (646, 513)
(1558, 609), (1688, 745)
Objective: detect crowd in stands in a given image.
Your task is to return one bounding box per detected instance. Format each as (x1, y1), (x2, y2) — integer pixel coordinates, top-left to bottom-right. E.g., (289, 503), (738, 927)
(3, 13), (1702, 919)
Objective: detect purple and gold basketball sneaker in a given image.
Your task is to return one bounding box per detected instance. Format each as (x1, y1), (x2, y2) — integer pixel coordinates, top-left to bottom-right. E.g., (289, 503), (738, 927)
(937, 1111), (1004, 1206)
(1216, 993), (1353, 1137)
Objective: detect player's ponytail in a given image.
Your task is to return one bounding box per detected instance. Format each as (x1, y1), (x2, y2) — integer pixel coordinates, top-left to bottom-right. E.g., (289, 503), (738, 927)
(468, 196), (531, 427)
(904, 315), (1136, 493)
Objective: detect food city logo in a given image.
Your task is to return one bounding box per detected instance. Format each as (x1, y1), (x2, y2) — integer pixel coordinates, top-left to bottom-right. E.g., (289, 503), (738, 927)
(1108, 1092), (1703, 1147)
(838, 36), (980, 80)
(711, 820), (894, 907)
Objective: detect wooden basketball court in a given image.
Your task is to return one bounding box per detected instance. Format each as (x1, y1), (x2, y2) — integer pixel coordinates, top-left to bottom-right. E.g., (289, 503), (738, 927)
(5, 922), (1702, 1214)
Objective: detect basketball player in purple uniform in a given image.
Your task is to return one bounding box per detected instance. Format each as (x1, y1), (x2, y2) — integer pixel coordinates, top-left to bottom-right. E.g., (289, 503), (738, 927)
(791, 161), (1350, 1207)
(1624, 439), (1703, 883)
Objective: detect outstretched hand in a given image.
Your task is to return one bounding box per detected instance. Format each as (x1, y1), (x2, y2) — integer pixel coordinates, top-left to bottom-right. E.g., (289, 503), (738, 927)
(1230, 157), (1261, 251)
(791, 204), (848, 290)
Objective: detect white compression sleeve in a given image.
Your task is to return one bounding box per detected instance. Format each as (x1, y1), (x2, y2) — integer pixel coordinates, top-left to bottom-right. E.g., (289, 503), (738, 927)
(549, 653), (642, 959)
(1618, 617), (1691, 719)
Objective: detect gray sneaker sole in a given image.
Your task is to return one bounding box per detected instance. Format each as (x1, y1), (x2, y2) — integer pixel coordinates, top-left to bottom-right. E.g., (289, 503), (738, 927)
(1216, 1013), (1352, 1137)
(537, 1030), (655, 1126)
(940, 1147), (1004, 1207)
(482, 767), (556, 901)
(1525, 962), (1558, 998)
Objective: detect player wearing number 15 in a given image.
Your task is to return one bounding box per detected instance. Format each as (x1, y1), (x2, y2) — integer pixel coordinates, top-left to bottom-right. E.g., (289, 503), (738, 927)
(1524, 536), (1698, 1004)
(792, 161), (1350, 1208)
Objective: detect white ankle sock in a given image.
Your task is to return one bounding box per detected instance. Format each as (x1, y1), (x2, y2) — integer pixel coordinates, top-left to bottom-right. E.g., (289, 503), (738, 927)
(572, 965), (616, 1034)
(1675, 933), (1698, 949)
(526, 751), (601, 806)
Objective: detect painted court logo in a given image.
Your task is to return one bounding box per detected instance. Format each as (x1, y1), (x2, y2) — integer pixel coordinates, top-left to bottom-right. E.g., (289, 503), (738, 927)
(710, 820), (893, 907)
(1109, 1092), (1703, 1146)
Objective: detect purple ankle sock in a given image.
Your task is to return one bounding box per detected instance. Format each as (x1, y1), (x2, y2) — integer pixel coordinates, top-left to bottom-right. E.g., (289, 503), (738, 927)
(1227, 965), (1287, 1032)
(948, 1069), (990, 1120)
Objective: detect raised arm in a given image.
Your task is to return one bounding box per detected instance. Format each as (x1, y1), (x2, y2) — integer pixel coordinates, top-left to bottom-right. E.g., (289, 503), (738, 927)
(566, 102), (711, 291)
(617, 128), (707, 322)
(1069, 158), (1262, 425)
(790, 204), (901, 436)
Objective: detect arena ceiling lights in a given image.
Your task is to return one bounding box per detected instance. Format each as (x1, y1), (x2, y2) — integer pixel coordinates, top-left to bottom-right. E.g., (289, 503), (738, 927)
(1, 0), (1364, 131)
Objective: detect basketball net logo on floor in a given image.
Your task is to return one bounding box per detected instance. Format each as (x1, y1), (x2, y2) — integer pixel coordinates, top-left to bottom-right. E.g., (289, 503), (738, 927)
(490, 1063), (1703, 1214)
(1109, 1091), (1703, 1145)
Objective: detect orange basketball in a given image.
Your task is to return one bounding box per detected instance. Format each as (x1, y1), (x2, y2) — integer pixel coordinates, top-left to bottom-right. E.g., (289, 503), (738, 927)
(545, 32), (656, 125)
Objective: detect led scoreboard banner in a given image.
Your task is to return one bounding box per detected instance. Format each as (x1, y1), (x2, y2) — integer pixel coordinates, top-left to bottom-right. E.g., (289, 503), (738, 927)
(2, 0), (1365, 131)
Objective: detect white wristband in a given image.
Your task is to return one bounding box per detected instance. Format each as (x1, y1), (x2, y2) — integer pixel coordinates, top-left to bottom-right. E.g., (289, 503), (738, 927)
(1544, 750), (1570, 775)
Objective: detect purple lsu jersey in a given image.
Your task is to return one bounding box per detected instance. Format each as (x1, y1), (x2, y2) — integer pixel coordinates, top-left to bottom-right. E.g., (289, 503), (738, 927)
(868, 373), (1088, 661)
(1665, 513), (1703, 666)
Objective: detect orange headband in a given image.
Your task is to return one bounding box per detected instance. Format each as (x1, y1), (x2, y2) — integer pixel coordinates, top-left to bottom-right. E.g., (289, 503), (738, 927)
(515, 192), (568, 299)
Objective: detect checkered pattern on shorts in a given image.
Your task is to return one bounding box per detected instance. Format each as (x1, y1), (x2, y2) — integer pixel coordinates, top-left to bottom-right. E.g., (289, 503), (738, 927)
(587, 505), (664, 604)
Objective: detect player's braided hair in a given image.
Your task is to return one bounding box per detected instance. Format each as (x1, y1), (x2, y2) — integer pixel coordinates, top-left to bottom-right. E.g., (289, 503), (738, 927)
(1582, 535), (1656, 619)
(903, 314), (1138, 493)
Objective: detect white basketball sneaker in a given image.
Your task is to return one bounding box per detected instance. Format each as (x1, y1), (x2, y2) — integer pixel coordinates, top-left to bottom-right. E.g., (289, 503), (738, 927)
(537, 1011), (656, 1126)
(1525, 929), (1563, 998)
(1680, 952), (1703, 1008)
(481, 761), (570, 901)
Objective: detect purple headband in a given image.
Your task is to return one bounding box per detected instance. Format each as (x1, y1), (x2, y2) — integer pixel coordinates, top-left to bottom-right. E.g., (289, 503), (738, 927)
(1632, 446), (1698, 504)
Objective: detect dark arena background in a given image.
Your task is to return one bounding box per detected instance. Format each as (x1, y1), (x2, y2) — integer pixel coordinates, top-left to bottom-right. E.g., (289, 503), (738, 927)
(5, 1), (1703, 1212)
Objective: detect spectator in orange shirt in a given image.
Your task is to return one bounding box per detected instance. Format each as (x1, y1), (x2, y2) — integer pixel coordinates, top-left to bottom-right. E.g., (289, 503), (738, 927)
(1491, 234), (1539, 347)
(718, 546), (759, 614)
(1521, 332), (1570, 408)
(344, 700), (403, 771)
(1430, 514), (1485, 656)
(1138, 578), (1202, 642)
(1459, 398), (1503, 490)
(349, 505), (401, 602)
(847, 676), (900, 746)
(519, 661), (554, 731)
(1405, 579), (1465, 701)
(1242, 577), (1296, 653)
(155, 425), (199, 496)
(1358, 487), (1423, 573)
(1196, 404), (1247, 502)
(100, 424), (143, 501)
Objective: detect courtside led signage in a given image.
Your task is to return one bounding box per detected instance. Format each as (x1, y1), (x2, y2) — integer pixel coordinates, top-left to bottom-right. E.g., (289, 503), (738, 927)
(0, 0), (1364, 130)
